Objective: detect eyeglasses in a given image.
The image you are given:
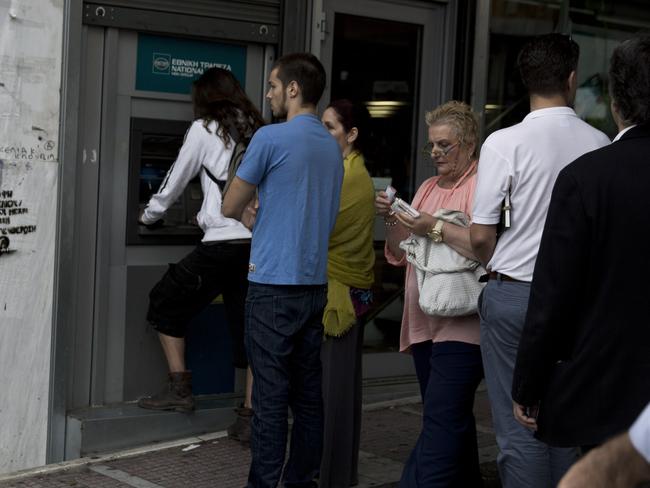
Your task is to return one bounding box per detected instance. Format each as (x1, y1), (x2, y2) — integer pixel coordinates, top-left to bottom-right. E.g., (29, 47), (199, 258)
(422, 141), (460, 158)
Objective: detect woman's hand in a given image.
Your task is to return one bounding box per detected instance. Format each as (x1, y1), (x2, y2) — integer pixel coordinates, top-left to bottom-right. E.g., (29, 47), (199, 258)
(375, 191), (394, 218)
(395, 211), (435, 237)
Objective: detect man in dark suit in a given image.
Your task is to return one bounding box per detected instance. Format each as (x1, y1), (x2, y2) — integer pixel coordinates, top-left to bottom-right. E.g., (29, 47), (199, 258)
(511, 35), (650, 449)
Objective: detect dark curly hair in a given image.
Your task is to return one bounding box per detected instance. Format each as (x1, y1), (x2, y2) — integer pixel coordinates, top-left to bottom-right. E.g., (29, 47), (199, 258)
(191, 67), (265, 146)
(517, 33), (579, 96)
(609, 36), (650, 125)
(326, 99), (371, 155)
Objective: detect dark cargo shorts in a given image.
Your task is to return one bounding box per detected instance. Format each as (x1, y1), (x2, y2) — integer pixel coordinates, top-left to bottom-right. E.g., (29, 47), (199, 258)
(147, 240), (251, 369)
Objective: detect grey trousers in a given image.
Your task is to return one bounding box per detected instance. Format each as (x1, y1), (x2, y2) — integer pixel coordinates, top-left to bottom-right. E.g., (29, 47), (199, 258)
(479, 280), (577, 488)
(320, 321), (364, 488)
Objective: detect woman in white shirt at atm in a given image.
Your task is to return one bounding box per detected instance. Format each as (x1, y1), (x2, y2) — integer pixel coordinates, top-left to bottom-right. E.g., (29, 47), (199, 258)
(138, 67), (263, 444)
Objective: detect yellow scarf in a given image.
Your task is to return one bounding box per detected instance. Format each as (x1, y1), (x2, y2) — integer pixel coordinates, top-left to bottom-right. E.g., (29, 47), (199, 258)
(323, 151), (376, 337)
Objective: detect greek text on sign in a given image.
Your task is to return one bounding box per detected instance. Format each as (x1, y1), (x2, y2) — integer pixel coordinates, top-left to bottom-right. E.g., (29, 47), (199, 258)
(136, 34), (247, 95)
(152, 53), (233, 78)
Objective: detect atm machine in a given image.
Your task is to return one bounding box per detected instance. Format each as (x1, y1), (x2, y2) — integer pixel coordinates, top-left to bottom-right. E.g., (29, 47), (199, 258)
(126, 117), (204, 246)
(125, 115), (234, 397)
(117, 31), (271, 400)
(68, 3), (276, 455)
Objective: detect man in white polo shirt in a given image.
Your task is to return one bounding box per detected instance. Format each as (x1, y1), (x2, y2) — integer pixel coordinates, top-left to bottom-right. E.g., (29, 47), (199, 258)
(470, 33), (610, 487)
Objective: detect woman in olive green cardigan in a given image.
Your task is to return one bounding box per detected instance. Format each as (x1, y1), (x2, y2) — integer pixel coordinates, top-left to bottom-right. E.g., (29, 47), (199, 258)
(320, 99), (376, 488)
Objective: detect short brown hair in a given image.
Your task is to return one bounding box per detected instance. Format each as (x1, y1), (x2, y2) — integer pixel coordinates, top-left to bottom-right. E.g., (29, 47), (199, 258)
(425, 101), (479, 158)
(518, 33), (579, 96)
(273, 53), (327, 107)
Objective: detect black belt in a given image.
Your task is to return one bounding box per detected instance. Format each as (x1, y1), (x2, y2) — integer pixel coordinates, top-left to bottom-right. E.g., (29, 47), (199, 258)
(204, 239), (251, 246)
(479, 271), (526, 283)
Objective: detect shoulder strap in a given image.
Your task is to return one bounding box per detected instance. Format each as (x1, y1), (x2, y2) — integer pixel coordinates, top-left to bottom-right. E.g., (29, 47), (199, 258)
(202, 164), (226, 192)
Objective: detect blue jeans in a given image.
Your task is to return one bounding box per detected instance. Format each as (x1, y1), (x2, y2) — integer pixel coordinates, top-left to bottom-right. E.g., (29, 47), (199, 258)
(401, 341), (484, 488)
(245, 283), (328, 488)
(479, 280), (577, 488)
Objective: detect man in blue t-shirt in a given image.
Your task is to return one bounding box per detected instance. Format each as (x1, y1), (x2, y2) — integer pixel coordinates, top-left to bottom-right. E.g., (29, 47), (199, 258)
(223, 52), (343, 488)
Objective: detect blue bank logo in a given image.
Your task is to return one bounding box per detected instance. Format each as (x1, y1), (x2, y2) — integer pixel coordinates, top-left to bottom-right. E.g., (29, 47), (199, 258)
(152, 53), (171, 74)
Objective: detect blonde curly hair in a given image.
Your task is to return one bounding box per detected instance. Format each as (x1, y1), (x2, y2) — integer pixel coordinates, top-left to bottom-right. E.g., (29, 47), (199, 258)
(425, 100), (479, 159)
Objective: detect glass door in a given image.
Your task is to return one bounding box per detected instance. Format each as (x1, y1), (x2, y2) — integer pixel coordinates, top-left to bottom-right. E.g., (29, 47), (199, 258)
(328, 13), (422, 200)
(315, 0), (449, 365)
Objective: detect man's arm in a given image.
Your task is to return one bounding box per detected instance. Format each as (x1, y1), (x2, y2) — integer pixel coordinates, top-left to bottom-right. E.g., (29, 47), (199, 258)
(222, 176), (256, 221)
(559, 428), (650, 487)
(470, 223), (497, 267)
(470, 143), (510, 266)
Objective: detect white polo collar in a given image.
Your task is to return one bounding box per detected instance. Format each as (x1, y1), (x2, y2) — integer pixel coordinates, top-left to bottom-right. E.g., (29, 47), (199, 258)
(524, 106), (578, 121)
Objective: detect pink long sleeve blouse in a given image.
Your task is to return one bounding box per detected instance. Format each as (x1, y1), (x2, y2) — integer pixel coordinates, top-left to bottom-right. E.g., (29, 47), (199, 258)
(385, 175), (481, 352)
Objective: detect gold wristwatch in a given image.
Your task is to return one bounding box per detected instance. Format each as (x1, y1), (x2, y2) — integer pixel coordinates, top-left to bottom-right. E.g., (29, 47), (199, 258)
(427, 219), (444, 243)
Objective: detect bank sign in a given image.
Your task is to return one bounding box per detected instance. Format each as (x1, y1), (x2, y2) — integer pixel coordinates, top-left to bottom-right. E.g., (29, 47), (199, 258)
(136, 34), (247, 94)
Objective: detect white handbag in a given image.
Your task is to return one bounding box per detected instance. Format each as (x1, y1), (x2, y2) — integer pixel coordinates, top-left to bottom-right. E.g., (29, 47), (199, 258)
(399, 209), (485, 317)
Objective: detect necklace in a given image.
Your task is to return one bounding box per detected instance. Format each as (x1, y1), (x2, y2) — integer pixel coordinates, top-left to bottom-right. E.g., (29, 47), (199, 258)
(419, 160), (477, 210)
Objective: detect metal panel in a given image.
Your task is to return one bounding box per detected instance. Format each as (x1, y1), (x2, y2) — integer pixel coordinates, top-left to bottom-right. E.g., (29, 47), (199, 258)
(122, 266), (169, 401)
(281, 0), (313, 54)
(91, 27), (123, 405)
(83, 3), (278, 44)
(451, 0), (477, 102)
(471, 0), (491, 141)
(84, 0), (280, 25)
(245, 43), (268, 110)
(115, 30), (267, 108)
(64, 24), (105, 411)
(48, 0), (85, 465)
(65, 396), (241, 457)
(318, 0), (447, 191)
(262, 44), (277, 120)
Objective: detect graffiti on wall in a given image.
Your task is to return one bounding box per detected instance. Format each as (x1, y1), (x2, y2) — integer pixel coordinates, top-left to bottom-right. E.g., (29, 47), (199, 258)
(0, 187), (35, 255)
(0, 4), (62, 259)
(0, 0), (64, 472)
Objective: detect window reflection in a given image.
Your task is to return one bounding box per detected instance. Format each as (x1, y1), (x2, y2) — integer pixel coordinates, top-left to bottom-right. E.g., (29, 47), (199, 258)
(330, 13), (420, 201)
(484, 0), (650, 139)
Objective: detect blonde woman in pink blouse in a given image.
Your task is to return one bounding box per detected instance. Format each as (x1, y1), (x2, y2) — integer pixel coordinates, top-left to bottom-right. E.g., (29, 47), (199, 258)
(375, 101), (483, 487)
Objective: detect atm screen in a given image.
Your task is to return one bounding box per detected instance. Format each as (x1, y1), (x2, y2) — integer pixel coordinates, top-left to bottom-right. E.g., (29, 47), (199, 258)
(126, 118), (203, 245)
(139, 133), (184, 202)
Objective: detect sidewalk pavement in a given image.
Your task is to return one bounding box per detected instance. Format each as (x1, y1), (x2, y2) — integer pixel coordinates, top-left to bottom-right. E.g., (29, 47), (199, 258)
(0, 384), (500, 488)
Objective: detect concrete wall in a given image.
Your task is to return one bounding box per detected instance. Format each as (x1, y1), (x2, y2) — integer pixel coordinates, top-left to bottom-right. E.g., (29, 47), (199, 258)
(0, 0), (64, 473)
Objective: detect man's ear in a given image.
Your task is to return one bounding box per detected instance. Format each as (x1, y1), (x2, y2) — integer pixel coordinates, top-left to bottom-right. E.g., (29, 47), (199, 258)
(287, 80), (299, 99)
(567, 70), (577, 95)
(610, 99), (624, 130)
(568, 70), (577, 87)
(347, 127), (359, 145)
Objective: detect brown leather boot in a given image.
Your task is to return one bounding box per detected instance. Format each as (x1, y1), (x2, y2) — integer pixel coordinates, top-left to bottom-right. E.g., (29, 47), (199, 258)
(227, 404), (253, 444)
(137, 372), (195, 413)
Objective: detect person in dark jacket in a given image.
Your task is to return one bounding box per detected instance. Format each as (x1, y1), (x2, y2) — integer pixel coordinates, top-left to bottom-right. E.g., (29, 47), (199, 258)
(511, 35), (650, 450)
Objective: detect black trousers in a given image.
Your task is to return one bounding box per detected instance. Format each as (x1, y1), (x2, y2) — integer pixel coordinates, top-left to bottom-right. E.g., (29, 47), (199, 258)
(147, 240), (250, 368)
(320, 321), (365, 488)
